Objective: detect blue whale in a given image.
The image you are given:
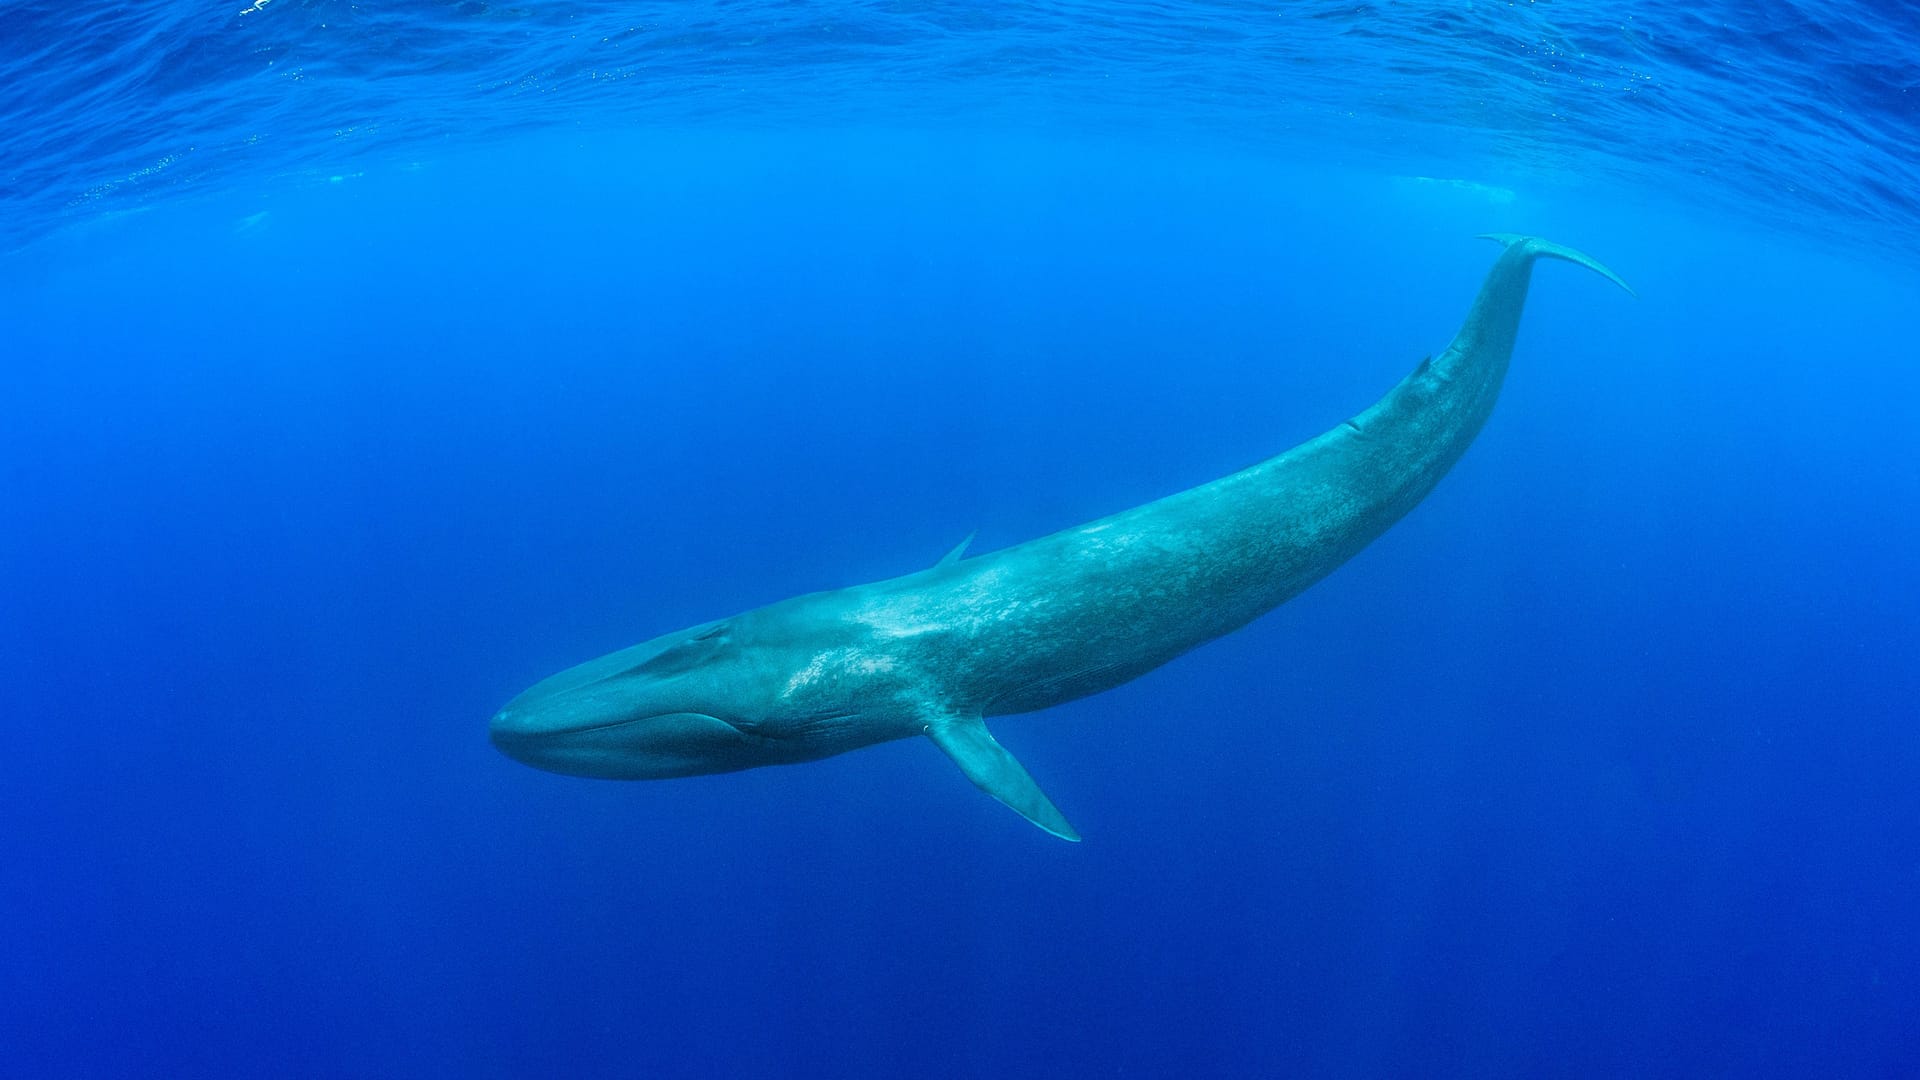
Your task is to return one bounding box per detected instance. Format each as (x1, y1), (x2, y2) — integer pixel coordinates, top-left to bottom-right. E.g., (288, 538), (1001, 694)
(492, 235), (1633, 840)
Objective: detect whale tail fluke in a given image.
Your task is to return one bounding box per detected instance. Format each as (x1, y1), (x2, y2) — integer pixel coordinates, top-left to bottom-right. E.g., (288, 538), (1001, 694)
(1477, 233), (1637, 298)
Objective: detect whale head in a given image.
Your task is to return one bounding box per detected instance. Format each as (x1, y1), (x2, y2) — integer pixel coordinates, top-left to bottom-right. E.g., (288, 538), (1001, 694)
(489, 599), (891, 780)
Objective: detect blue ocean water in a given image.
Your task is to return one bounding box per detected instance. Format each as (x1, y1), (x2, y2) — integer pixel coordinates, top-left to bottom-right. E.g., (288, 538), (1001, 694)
(3, 3), (1918, 1079)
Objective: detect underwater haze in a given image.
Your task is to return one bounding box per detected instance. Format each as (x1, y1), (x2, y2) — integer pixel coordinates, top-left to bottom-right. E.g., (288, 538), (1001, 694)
(4, 2), (1919, 1078)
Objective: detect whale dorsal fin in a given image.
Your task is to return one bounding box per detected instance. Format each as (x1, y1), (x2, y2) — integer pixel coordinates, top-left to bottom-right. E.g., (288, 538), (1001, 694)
(935, 531), (976, 569)
(924, 713), (1080, 841)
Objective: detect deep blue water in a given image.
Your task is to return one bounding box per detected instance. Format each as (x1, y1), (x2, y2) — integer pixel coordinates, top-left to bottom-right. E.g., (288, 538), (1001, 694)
(4, 3), (1919, 1079)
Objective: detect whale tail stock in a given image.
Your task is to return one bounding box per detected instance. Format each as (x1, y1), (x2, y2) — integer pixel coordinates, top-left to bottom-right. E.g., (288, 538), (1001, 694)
(1437, 233), (1634, 367)
(919, 234), (1631, 843)
(1476, 233), (1636, 297)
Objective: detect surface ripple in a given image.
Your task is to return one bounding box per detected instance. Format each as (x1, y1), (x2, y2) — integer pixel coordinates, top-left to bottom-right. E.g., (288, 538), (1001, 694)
(0, 0), (1913, 254)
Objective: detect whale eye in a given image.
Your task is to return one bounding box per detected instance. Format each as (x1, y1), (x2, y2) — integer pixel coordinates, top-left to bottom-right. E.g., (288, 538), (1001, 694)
(632, 622), (733, 677)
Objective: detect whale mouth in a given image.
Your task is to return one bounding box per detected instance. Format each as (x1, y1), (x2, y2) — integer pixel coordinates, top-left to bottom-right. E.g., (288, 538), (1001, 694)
(490, 708), (759, 779)
(489, 708), (736, 744)
(544, 710), (731, 738)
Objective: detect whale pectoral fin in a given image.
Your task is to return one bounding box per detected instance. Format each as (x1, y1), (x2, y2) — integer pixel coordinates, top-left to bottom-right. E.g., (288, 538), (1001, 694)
(924, 714), (1081, 842)
(935, 531), (976, 569)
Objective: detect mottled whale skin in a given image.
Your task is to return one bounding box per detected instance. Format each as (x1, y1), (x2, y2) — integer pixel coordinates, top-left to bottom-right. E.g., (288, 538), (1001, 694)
(491, 235), (1632, 840)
